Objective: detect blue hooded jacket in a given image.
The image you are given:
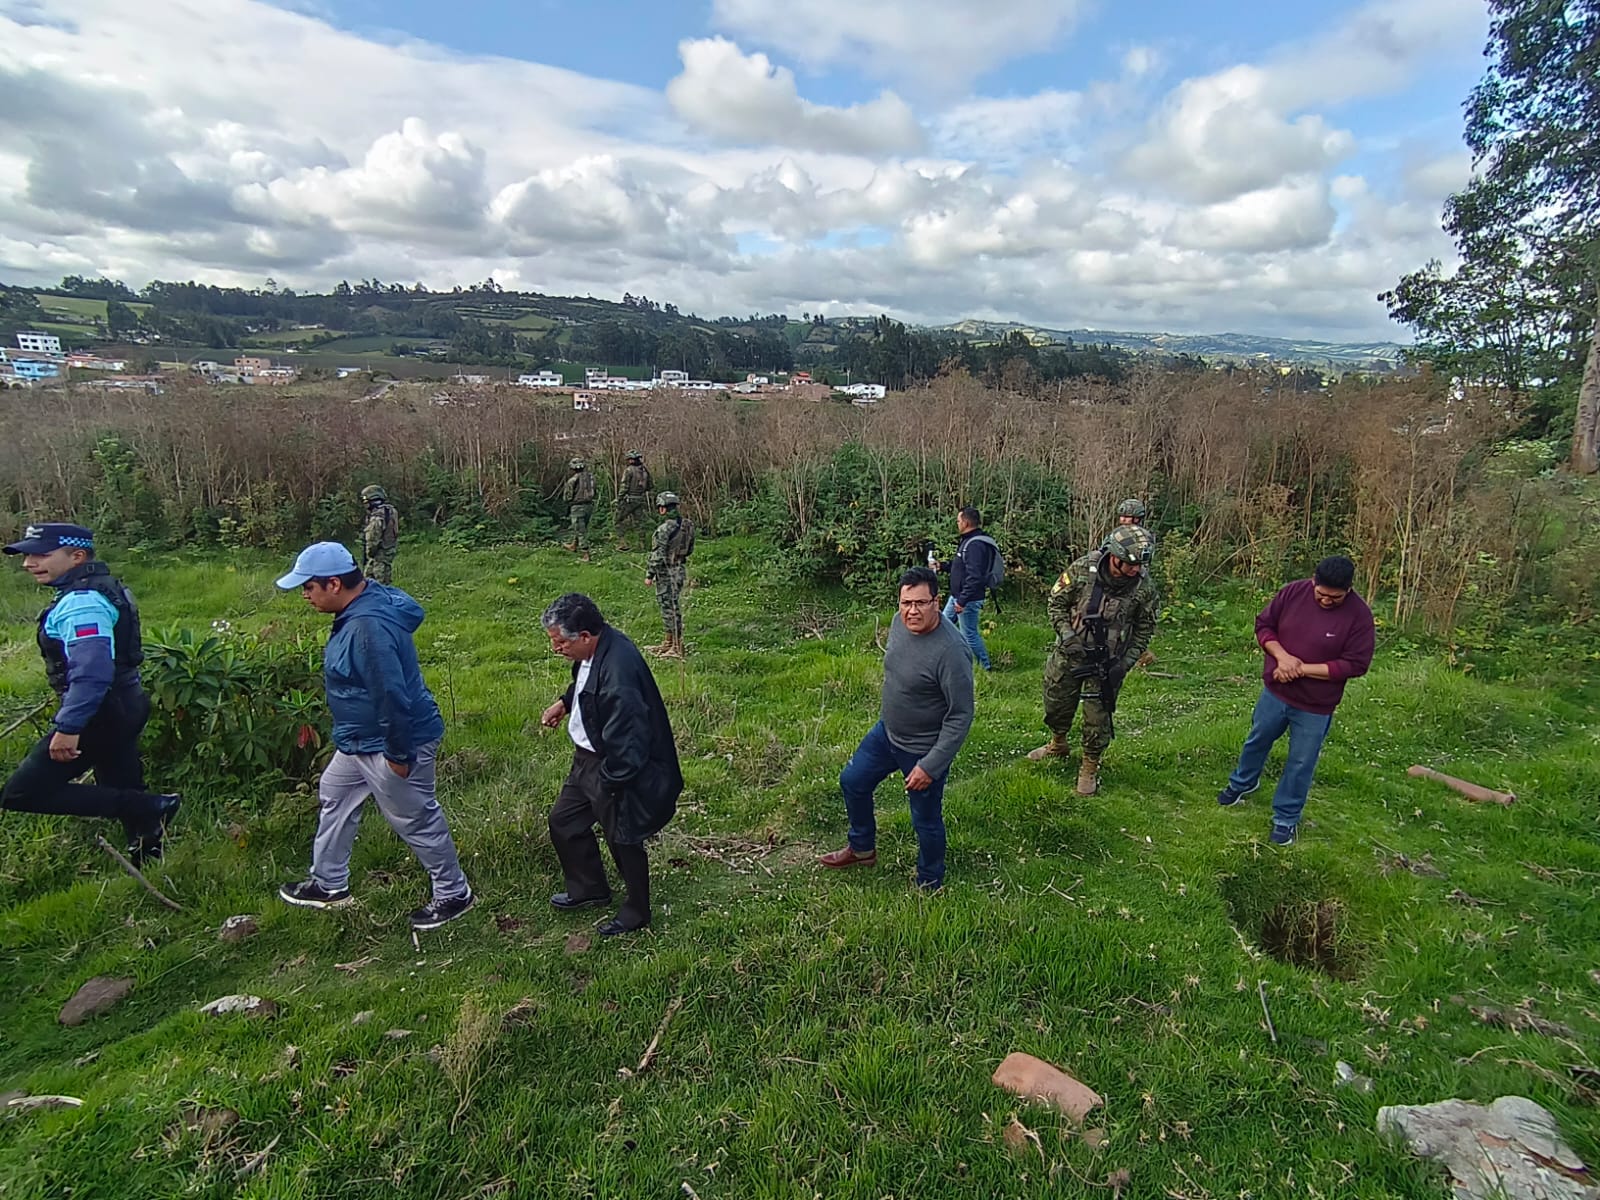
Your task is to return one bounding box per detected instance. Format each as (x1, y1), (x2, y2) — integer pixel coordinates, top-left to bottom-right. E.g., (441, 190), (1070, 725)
(324, 582), (444, 763)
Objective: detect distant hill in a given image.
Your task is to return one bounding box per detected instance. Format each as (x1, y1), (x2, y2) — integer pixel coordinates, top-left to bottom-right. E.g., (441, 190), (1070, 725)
(937, 318), (1408, 371)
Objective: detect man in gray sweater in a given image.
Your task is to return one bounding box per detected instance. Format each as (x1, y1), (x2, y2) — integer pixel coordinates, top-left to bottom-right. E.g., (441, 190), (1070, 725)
(818, 566), (975, 890)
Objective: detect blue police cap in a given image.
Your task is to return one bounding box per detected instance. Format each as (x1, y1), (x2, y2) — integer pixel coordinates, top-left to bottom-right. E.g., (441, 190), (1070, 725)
(3, 522), (95, 555)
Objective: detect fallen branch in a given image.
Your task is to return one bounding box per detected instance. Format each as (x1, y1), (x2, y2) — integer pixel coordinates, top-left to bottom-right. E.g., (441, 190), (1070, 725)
(620, 994), (684, 1079)
(234, 1132), (282, 1179)
(95, 836), (183, 911)
(1258, 980), (1278, 1044)
(0, 698), (51, 742)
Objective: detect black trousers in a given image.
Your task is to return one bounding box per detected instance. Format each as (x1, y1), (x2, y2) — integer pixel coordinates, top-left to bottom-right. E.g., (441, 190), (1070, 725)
(1, 688), (165, 842)
(548, 747), (650, 927)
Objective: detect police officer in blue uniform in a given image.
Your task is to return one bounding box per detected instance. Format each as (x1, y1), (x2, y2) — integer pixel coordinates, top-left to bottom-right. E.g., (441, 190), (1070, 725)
(2, 523), (179, 863)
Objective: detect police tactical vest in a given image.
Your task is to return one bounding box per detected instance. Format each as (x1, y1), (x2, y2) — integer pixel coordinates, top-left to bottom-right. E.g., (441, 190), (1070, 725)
(38, 562), (144, 694)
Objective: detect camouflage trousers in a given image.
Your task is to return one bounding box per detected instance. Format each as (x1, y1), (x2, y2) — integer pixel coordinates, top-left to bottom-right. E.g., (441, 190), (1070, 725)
(653, 564), (686, 637)
(616, 495), (650, 540)
(363, 551), (394, 584)
(567, 503), (593, 551)
(1042, 647), (1119, 758)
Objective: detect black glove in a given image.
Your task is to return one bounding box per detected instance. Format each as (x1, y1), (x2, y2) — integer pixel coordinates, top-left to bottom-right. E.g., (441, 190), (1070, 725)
(1107, 660), (1131, 687)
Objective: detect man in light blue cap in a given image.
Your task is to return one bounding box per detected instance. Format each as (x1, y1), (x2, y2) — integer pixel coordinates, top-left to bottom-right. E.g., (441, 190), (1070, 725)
(2, 521), (179, 863)
(275, 542), (474, 931)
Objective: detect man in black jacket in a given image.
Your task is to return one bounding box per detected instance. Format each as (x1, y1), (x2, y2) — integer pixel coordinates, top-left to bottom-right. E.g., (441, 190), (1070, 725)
(938, 506), (996, 672)
(539, 593), (681, 935)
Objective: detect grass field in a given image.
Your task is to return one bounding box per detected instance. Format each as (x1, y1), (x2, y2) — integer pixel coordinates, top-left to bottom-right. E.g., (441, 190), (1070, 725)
(1, 535), (1597, 1198)
(31, 294), (154, 322)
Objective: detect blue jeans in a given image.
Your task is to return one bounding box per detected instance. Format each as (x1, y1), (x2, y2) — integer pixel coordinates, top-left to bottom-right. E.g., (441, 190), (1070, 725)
(1228, 689), (1333, 827)
(941, 595), (991, 670)
(840, 721), (948, 887)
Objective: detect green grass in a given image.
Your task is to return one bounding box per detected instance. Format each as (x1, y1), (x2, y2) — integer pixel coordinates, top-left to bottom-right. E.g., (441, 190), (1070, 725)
(30, 295), (153, 322)
(1, 537), (1597, 1198)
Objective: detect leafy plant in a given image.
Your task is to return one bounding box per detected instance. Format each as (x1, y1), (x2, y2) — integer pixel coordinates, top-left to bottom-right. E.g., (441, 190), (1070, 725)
(141, 622), (329, 797)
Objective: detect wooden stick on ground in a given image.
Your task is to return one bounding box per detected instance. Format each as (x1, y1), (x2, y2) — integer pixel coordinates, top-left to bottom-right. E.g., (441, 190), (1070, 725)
(1258, 980), (1278, 1045)
(95, 836), (184, 912)
(619, 994), (684, 1079)
(0, 699), (52, 743)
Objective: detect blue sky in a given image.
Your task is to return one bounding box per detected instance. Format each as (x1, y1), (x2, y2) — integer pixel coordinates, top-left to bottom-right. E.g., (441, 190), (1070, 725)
(1, 0), (1491, 339)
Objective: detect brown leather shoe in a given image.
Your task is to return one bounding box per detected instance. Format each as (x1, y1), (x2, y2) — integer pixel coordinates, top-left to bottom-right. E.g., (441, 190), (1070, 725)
(818, 845), (877, 869)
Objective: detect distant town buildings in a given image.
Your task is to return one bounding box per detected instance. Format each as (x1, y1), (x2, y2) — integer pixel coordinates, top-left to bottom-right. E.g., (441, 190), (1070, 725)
(16, 331), (61, 355)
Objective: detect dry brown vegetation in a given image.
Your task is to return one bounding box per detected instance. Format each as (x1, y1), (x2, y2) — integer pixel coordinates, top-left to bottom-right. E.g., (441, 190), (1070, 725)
(0, 366), (1579, 634)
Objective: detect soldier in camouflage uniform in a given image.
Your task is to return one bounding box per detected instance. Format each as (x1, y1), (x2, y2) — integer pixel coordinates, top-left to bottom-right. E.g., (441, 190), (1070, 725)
(360, 484), (400, 584)
(615, 450), (653, 551)
(1026, 525), (1158, 796)
(644, 492), (694, 658)
(1115, 498), (1147, 526)
(561, 458), (597, 561)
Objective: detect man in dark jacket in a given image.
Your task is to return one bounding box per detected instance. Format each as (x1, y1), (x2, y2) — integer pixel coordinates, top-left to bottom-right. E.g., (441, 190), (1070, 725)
(274, 542), (474, 930)
(540, 592), (681, 936)
(938, 505), (996, 672)
(2, 522), (179, 864)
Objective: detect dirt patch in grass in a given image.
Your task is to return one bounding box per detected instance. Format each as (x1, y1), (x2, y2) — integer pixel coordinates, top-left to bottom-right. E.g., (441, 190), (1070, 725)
(1219, 859), (1367, 980)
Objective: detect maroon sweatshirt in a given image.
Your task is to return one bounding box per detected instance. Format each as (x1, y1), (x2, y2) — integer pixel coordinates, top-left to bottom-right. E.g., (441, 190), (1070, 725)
(1255, 578), (1375, 715)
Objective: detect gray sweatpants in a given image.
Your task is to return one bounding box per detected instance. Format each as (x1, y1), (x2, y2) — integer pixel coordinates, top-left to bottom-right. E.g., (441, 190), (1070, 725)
(309, 740), (469, 901)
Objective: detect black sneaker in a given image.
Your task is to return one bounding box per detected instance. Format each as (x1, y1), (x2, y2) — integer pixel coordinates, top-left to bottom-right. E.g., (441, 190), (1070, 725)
(410, 890), (475, 930)
(1269, 823), (1298, 846)
(126, 793), (182, 865)
(279, 879), (354, 909)
(1217, 782), (1258, 807)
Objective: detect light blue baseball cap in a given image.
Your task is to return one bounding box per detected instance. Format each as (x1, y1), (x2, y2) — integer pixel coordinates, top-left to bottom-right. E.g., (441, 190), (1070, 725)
(276, 541), (359, 589)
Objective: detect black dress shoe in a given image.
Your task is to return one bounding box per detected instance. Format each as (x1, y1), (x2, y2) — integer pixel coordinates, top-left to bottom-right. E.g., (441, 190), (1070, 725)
(597, 916), (649, 937)
(550, 891), (612, 910)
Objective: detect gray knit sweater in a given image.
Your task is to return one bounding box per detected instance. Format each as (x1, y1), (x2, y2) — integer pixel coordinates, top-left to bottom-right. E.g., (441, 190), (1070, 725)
(880, 613), (975, 777)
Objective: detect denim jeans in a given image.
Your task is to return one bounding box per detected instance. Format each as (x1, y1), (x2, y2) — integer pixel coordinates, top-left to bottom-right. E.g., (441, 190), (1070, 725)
(840, 721), (948, 887)
(1227, 688), (1333, 827)
(941, 595), (991, 671)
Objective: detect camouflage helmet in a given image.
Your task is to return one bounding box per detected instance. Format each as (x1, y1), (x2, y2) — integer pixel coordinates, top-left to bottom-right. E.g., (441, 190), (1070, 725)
(360, 484), (387, 502)
(655, 491), (680, 508)
(627, 448), (643, 460)
(1102, 524), (1154, 566)
(1116, 497), (1147, 520)
(568, 457), (585, 470)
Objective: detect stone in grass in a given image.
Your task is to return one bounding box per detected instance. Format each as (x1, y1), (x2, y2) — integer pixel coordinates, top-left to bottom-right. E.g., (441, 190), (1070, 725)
(351, 1010), (375, 1026)
(199, 994), (280, 1019)
(992, 1052), (1102, 1123)
(59, 976), (135, 1026)
(1378, 1095), (1599, 1200)
(1335, 1060), (1375, 1094)
(218, 915), (259, 944)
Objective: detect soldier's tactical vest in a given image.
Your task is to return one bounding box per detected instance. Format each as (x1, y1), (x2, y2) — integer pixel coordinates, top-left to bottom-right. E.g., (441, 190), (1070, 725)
(38, 562), (144, 695)
(665, 517), (696, 565)
(624, 466), (652, 497)
(1062, 553), (1145, 658)
(571, 472), (597, 504)
(377, 503), (400, 551)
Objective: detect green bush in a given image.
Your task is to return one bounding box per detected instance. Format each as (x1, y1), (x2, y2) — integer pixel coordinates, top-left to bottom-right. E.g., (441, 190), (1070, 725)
(142, 623), (329, 797)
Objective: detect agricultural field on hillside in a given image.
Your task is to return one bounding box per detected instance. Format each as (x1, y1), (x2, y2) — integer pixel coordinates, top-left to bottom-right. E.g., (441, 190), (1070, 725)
(1, 536), (1596, 1198)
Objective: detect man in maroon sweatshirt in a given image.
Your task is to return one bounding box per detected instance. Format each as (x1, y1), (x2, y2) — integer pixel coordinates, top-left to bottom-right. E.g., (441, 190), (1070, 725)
(1217, 556), (1375, 844)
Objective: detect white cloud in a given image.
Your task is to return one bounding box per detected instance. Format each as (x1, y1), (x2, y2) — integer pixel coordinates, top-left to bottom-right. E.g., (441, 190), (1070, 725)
(1168, 177), (1337, 252)
(0, 0), (1483, 340)
(709, 0), (1086, 92)
(667, 38), (923, 154)
(1124, 66), (1356, 202)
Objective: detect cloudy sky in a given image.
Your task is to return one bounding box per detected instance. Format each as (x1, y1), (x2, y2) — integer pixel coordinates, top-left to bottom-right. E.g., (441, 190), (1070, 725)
(0, 0), (1487, 340)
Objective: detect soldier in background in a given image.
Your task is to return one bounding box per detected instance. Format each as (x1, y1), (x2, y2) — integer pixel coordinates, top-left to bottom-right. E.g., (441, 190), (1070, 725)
(360, 485), (400, 584)
(1115, 498), (1147, 527)
(644, 491), (694, 658)
(615, 450), (653, 551)
(561, 458), (597, 561)
(1026, 525), (1158, 797)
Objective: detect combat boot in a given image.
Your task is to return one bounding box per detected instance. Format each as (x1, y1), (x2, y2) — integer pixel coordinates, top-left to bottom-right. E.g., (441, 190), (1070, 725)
(646, 635), (674, 656)
(658, 635), (684, 659)
(672, 633), (687, 657)
(1076, 756), (1101, 796)
(1026, 735), (1069, 762)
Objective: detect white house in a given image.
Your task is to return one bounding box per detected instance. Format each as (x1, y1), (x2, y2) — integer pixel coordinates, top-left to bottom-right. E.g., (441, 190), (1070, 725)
(516, 370), (565, 388)
(449, 372), (490, 385)
(16, 331), (62, 355)
(573, 390), (599, 411)
(335, 366), (365, 379)
(842, 383), (887, 401)
(657, 369), (689, 385)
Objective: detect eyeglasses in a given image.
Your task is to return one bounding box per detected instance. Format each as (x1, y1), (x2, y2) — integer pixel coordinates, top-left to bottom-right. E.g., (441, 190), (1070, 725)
(898, 598), (938, 610)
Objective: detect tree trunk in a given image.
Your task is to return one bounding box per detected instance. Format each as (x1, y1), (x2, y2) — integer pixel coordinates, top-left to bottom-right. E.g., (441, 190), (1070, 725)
(1572, 290), (1600, 474)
